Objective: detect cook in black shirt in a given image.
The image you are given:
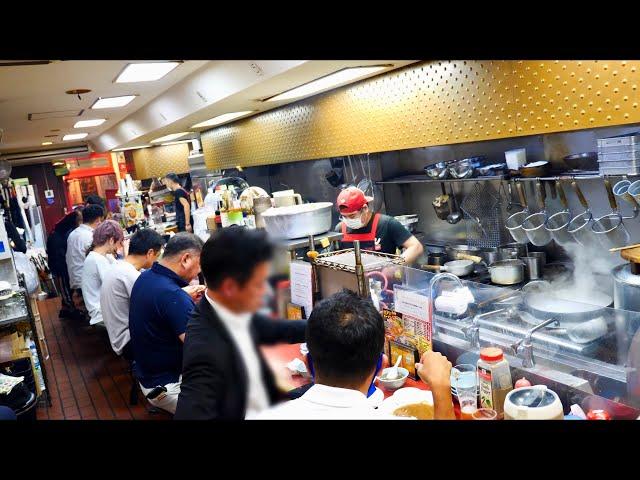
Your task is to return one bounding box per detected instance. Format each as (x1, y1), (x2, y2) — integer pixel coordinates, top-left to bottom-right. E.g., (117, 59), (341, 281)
(164, 173), (193, 232)
(335, 187), (424, 264)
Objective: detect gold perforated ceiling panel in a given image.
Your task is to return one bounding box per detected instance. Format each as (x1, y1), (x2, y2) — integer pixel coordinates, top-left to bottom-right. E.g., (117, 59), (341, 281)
(200, 60), (640, 170)
(132, 143), (190, 179)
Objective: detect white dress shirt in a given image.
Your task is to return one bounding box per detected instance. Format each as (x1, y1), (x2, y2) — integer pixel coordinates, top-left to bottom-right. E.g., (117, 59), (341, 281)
(66, 224), (94, 289)
(81, 251), (116, 325)
(205, 292), (270, 418)
(252, 384), (399, 420)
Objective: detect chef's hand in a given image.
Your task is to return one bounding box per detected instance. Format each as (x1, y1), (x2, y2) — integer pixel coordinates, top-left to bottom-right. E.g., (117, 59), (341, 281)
(183, 285), (205, 301)
(185, 224), (193, 233)
(416, 350), (452, 390)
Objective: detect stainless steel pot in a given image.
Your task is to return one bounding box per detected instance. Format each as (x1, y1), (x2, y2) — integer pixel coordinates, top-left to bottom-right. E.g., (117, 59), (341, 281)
(480, 247), (499, 265)
(261, 202), (333, 240)
(613, 263), (640, 312)
(488, 259), (525, 285)
(498, 243), (528, 260)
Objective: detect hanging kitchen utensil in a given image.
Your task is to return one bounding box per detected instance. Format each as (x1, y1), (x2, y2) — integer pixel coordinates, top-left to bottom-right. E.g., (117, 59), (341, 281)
(460, 182), (503, 248)
(432, 183), (450, 221)
(447, 182), (462, 224)
(613, 178), (640, 216)
(592, 178), (632, 250)
(549, 180), (557, 200)
(544, 180), (574, 246)
(522, 180), (552, 246)
(567, 180), (599, 249)
(356, 153), (384, 213)
(505, 181), (530, 244)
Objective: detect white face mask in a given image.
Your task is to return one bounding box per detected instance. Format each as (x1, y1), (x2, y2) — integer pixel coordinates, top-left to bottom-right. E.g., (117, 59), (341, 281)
(342, 215), (365, 229)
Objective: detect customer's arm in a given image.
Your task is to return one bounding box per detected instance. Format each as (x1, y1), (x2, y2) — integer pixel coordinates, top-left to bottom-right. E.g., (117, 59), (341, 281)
(253, 315), (307, 345)
(174, 325), (225, 420)
(416, 350), (456, 420)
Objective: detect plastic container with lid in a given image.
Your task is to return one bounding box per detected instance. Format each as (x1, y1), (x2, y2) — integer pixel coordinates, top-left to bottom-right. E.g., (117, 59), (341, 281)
(477, 347), (513, 418)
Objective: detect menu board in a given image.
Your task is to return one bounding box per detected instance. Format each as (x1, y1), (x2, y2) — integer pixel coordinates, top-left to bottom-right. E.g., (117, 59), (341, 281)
(383, 286), (432, 358)
(290, 261), (314, 319)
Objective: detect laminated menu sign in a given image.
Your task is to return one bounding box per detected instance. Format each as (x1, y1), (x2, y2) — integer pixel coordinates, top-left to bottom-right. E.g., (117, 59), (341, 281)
(290, 261), (313, 319)
(382, 293), (432, 358)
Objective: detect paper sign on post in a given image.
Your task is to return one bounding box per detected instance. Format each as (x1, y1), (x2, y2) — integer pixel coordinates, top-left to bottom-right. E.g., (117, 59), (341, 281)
(394, 287), (429, 321)
(290, 261), (314, 318)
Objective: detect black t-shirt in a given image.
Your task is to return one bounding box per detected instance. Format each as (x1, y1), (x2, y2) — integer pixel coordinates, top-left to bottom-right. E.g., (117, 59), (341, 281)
(173, 188), (192, 230)
(336, 214), (412, 254)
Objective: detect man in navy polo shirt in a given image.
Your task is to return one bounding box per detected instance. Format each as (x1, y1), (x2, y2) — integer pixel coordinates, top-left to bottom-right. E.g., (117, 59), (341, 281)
(129, 232), (205, 414)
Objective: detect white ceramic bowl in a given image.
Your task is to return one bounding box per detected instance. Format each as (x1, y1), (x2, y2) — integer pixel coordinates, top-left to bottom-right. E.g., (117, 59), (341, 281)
(377, 367), (409, 390)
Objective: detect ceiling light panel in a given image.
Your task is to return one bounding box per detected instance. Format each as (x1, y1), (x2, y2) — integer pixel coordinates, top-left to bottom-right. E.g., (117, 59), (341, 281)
(74, 119), (106, 128)
(91, 95), (137, 109)
(192, 111), (255, 128)
(115, 62), (181, 83)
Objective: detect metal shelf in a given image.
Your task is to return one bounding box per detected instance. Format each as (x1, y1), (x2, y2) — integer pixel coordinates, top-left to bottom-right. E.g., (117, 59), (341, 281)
(378, 172), (639, 185)
(377, 174), (507, 185)
(0, 314), (28, 328)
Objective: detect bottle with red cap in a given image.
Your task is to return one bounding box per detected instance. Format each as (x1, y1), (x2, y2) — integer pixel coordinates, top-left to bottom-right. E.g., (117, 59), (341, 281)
(477, 347), (513, 419)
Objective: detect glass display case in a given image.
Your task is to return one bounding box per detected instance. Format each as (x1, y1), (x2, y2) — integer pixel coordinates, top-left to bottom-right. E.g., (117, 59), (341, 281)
(363, 264), (640, 419)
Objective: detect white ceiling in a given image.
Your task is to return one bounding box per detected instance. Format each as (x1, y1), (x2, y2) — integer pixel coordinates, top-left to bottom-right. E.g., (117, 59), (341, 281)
(0, 60), (417, 158)
(0, 60), (206, 152)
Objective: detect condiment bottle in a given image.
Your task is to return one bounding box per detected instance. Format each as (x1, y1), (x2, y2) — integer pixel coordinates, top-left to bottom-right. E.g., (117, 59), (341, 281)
(477, 347), (513, 419)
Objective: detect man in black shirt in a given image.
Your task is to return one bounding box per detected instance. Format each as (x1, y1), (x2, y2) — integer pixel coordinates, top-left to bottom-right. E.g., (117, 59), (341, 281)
(335, 187), (424, 264)
(164, 173), (192, 232)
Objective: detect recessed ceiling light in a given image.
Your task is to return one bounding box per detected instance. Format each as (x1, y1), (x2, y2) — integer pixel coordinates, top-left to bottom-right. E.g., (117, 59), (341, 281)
(42, 141), (53, 146)
(151, 132), (192, 143)
(115, 62), (181, 83)
(91, 95), (137, 109)
(62, 133), (88, 141)
(52, 161), (64, 166)
(265, 65), (390, 102)
(112, 145), (151, 151)
(74, 119), (106, 128)
(191, 111), (256, 129)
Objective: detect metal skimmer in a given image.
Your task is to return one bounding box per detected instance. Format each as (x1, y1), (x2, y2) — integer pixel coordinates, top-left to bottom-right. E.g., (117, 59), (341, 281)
(460, 181), (508, 248)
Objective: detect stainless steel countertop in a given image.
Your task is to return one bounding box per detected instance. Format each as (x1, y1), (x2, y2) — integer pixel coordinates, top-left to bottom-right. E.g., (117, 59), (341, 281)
(273, 231), (342, 251)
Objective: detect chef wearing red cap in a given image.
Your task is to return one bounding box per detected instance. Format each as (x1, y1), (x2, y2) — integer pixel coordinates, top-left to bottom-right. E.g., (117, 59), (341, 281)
(335, 187), (424, 264)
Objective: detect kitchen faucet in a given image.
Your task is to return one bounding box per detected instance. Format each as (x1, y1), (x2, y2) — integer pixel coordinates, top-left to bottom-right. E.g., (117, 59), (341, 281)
(510, 317), (560, 368)
(461, 308), (509, 349)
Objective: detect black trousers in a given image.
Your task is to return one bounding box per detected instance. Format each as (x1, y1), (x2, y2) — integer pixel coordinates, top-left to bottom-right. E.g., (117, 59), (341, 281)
(121, 342), (134, 363)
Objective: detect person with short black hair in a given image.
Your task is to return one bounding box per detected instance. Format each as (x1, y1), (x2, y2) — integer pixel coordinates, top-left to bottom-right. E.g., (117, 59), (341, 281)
(164, 173), (192, 232)
(129, 232), (204, 414)
(65, 204), (104, 317)
(100, 228), (165, 359)
(256, 290), (456, 420)
(174, 226), (306, 420)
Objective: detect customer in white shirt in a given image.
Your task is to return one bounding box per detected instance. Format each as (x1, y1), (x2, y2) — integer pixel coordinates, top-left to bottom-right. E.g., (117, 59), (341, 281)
(255, 290), (456, 420)
(81, 219), (124, 326)
(65, 204), (104, 312)
(100, 228), (166, 359)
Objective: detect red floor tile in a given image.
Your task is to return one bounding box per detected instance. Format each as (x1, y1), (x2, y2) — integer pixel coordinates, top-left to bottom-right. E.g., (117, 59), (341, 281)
(36, 298), (170, 421)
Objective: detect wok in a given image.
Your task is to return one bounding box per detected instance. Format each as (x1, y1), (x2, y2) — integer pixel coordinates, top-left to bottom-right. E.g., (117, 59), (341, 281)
(523, 288), (612, 323)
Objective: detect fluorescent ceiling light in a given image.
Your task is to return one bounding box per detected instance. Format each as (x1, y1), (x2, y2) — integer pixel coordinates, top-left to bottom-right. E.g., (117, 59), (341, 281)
(74, 119), (106, 128)
(191, 110), (255, 128)
(42, 141), (53, 146)
(115, 62), (181, 83)
(265, 65), (389, 102)
(151, 132), (192, 143)
(52, 161), (65, 166)
(161, 140), (193, 146)
(112, 145), (151, 152)
(63, 133), (88, 141)
(91, 95), (137, 109)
